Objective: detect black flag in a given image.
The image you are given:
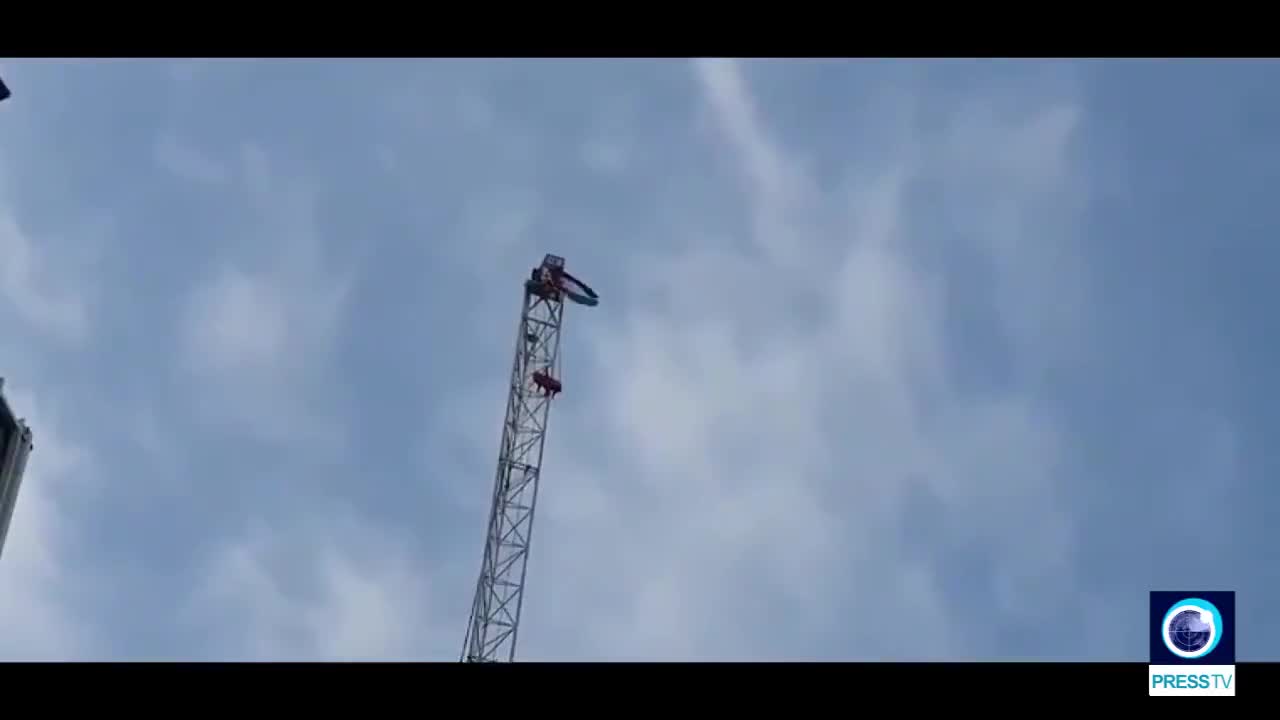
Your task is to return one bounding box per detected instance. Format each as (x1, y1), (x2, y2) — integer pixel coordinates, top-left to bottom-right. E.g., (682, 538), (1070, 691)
(0, 75), (9, 102)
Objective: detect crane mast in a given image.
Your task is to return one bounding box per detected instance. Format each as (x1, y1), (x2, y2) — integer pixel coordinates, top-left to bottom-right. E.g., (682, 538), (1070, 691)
(461, 253), (597, 663)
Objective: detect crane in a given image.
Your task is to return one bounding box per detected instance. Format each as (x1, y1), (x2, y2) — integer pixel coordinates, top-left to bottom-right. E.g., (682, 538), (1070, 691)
(461, 253), (598, 663)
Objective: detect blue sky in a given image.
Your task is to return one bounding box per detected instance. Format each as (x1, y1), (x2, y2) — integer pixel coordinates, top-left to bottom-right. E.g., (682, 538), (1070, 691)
(0, 58), (1275, 661)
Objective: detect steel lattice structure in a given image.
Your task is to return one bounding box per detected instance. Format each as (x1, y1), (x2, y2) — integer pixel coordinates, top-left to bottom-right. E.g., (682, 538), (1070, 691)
(461, 254), (596, 663)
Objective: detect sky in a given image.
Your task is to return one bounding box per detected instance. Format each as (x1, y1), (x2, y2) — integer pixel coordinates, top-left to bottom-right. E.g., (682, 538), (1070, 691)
(0, 58), (1276, 662)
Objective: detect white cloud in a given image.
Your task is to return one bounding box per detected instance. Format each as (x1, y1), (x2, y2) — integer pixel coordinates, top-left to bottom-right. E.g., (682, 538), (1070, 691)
(186, 507), (451, 661)
(483, 59), (1095, 660)
(0, 151), (97, 658)
(0, 209), (88, 343)
(185, 266), (290, 375)
(180, 143), (352, 448)
(580, 96), (637, 177)
(0, 386), (96, 660)
(692, 58), (819, 270)
(581, 137), (630, 177)
(0, 60), (1255, 663)
(161, 59), (1071, 660)
(154, 132), (229, 185)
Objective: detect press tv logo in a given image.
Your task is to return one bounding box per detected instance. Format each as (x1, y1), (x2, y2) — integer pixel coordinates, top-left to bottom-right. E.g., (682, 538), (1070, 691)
(1149, 591), (1235, 697)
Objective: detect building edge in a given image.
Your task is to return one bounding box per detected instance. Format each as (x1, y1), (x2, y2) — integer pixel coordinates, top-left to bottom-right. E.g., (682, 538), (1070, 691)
(0, 377), (35, 561)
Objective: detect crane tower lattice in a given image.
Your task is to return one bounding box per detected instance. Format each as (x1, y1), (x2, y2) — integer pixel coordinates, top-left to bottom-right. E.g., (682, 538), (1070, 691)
(461, 253), (597, 663)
